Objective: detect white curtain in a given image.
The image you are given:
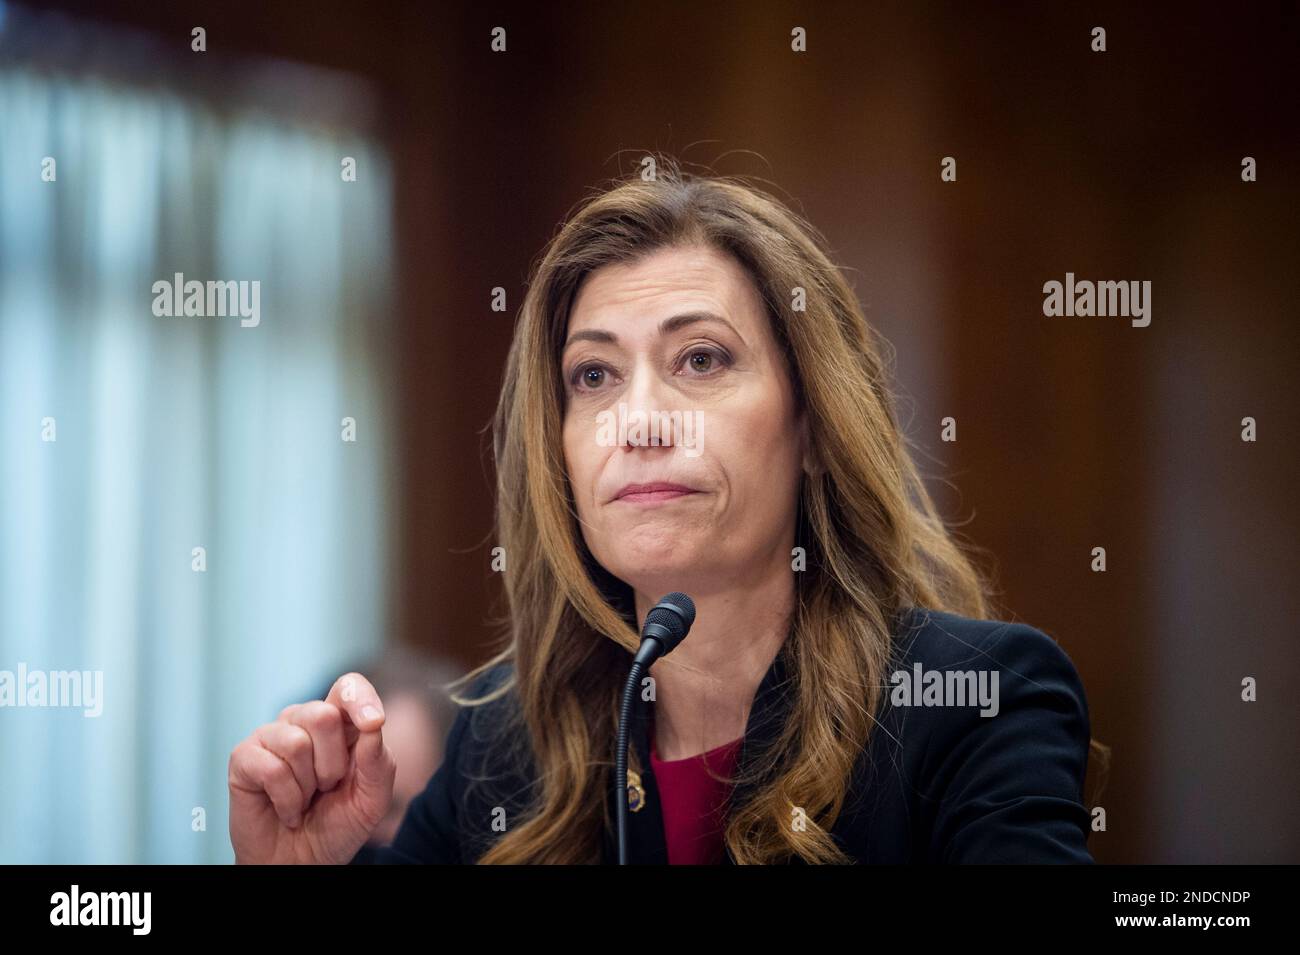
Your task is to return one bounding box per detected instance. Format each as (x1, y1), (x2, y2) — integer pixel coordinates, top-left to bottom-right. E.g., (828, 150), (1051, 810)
(0, 67), (395, 862)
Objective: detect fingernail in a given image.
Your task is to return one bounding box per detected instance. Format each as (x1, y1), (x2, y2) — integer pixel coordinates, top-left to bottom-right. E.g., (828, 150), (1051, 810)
(362, 705), (381, 722)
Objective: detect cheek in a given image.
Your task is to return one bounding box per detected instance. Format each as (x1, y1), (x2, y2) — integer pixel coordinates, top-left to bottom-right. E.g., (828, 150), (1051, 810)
(562, 419), (601, 511)
(720, 400), (801, 486)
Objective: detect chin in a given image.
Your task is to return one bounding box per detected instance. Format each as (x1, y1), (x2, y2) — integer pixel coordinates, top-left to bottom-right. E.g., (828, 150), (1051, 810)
(599, 535), (704, 594)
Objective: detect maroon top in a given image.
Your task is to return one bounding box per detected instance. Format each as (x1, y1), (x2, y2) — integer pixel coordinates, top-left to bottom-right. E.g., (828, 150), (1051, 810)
(649, 729), (744, 864)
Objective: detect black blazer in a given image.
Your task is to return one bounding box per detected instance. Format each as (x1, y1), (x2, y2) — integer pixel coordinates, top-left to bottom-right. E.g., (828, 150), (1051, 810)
(356, 606), (1095, 864)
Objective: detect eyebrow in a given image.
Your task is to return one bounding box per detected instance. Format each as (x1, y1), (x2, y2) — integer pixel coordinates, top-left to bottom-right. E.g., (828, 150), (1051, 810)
(563, 311), (744, 350)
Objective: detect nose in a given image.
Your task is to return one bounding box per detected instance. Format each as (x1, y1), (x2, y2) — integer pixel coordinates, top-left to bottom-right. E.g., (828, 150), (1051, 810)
(620, 358), (679, 451)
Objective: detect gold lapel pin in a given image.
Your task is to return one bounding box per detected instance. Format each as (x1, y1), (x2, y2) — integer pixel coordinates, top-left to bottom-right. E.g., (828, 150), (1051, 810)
(626, 769), (646, 813)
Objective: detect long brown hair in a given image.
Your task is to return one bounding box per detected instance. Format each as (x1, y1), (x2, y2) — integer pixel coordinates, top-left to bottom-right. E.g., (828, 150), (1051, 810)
(454, 155), (1106, 863)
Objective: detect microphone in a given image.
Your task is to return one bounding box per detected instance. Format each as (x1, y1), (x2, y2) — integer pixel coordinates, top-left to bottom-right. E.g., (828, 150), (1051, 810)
(616, 592), (696, 864)
(632, 592), (696, 667)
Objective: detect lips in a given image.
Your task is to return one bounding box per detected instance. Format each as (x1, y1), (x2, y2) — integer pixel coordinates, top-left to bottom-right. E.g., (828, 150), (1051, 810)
(612, 482), (699, 503)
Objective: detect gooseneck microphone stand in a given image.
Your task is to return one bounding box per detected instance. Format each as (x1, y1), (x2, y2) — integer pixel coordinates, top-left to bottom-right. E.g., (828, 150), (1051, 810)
(615, 592), (696, 864)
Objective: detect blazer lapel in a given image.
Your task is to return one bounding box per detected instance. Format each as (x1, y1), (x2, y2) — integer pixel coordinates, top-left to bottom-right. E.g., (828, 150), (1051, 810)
(722, 647), (792, 865)
(602, 672), (667, 864)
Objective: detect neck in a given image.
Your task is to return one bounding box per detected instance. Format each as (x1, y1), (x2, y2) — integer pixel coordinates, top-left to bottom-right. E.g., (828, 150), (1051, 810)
(634, 555), (794, 761)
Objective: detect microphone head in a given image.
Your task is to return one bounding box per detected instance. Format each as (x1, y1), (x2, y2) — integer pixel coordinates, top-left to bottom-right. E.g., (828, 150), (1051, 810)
(642, 592), (696, 654)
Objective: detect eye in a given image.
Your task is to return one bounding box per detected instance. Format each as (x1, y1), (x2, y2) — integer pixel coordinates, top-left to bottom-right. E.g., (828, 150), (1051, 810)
(571, 362), (612, 391)
(679, 347), (729, 376)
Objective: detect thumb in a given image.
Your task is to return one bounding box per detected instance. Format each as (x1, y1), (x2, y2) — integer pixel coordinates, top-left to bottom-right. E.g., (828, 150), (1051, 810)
(352, 726), (395, 814)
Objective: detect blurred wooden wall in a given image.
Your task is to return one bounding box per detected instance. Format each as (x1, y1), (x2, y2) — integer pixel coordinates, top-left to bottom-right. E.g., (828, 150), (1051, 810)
(50, 0), (1300, 863)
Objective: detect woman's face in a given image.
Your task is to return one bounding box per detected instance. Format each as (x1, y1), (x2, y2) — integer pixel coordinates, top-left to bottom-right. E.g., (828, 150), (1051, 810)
(560, 243), (808, 602)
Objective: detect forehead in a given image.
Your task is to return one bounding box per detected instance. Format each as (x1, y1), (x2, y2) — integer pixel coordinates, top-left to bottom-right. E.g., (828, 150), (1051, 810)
(567, 243), (766, 335)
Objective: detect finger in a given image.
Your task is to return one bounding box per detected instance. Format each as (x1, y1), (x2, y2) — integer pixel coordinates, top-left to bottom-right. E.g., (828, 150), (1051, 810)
(254, 722), (319, 813)
(283, 700), (349, 792)
(324, 672), (386, 738)
(282, 698), (357, 750)
(230, 740), (308, 828)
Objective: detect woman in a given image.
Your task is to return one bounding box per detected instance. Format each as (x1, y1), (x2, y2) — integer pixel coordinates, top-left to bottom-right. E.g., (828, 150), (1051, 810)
(228, 159), (1103, 864)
